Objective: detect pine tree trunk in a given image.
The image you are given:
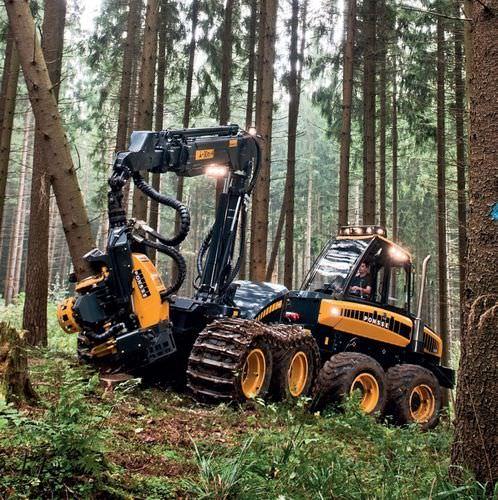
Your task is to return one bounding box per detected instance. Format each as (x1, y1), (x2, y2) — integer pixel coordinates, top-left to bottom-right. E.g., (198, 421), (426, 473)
(216, 0), (235, 199)
(11, 110), (33, 301)
(0, 32), (19, 236)
(338, 0), (356, 226)
(250, 0), (278, 281)
(436, 16), (450, 371)
(132, 0), (159, 220)
(454, 0), (467, 333)
(451, 0), (498, 488)
(4, 0), (94, 279)
(245, 0), (257, 128)
(116, 0), (141, 153)
(304, 166), (312, 273)
(378, 0), (387, 229)
(283, 0), (307, 288)
(4, 109), (32, 304)
(172, 0), (199, 284)
(149, 5), (168, 247)
(23, 0), (66, 346)
(391, 52), (398, 242)
(362, 0), (376, 225)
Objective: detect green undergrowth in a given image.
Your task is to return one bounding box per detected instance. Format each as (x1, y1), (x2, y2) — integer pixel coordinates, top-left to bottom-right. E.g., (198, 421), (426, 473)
(0, 302), (492, 499)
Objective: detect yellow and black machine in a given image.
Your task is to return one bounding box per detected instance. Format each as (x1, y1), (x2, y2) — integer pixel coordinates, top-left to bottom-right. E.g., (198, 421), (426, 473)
(57, 125), (319, 403)
(281, 225), (454, 428)
(57, 124), (452, 428)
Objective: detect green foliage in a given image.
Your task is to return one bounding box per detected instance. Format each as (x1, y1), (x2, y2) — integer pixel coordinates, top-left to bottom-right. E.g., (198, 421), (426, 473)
(0, 368), (109, 498)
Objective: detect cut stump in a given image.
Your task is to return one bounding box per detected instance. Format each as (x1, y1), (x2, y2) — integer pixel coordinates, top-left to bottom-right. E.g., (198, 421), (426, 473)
(0, 322), (38, 405)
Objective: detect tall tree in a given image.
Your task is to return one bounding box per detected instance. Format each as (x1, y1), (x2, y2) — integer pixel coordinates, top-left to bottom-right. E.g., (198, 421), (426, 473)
(436, 15), (450, 370)
(391, 52), (398, 242)
(4, 109), (32, 304)
(338, 0), (356, 226)
(362, 0), (377, 224)
(216, 0), (235, 199)
(0, 32), (19, 237)
(115, 0), (141, 153)
(451, 0), (498, 488)
(132, 0), (159, 220)
(4, 0), (94, 279)
(454, 0), (467, 327)
(250, 0), (278, 281)
(378, 0), (387, 228)
(23, 0), (67, 346)
(266, 0), (307, 285)
(245, 0), (257, 128)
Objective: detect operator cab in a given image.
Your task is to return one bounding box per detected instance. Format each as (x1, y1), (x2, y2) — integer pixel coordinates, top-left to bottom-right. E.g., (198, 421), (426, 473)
(302, 225), (413, 315)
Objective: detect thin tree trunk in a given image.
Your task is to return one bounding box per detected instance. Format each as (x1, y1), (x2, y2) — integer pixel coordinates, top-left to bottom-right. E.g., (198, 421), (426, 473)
(436, 16), (450, 374)
(304, 166), (312, 273)
(451, 2), (498, 486)
(116, 0), (141, 153)
(4, 109), (32, 304)
(216, 0), (235, 198)
(23, 0), (66, 346)
(245, 0), (257, 128)
(378, 0), (387, 228)
(391, 53), (398, 242)
(265, 191), (287, 281)
(4, 0), (94, 279)
(0, 32), (19, 236)
(454, 0), (467, 334)
(362, 0), (377, 225)
(132, 0), (159, 220)
(150, 5), (168, 247)
(338, 0), (356, 226)
(250, 0), (279, 281)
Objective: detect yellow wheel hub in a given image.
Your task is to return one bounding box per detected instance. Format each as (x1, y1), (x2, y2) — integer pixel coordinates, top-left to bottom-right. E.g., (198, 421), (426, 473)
(351, 373), (380, 414)
(288, 351), (309, 397)
(409, 384), (435, 423)
(242, 348), (266, 398)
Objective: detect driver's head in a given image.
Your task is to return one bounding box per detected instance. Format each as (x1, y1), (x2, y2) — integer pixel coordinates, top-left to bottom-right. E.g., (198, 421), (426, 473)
(358, 261), (370, 275)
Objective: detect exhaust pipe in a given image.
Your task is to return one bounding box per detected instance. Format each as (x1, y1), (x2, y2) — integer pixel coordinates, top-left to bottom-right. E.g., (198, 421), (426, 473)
(412, 255), (431, 353)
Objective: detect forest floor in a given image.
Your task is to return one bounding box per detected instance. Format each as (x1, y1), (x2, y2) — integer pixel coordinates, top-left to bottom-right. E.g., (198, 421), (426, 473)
(0, 301), (490, 499)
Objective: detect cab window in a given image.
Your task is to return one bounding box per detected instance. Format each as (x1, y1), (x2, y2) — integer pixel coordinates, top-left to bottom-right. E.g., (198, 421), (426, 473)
(388, 265), (410, 310)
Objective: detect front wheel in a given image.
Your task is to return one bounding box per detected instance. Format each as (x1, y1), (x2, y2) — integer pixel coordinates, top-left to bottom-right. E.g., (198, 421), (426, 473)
(311, 352), (387, 415)
(385, 364), (441, 430)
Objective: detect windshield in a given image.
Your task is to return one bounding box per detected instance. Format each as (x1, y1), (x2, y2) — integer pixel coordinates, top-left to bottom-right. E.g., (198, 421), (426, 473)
(302, 239), (371, 293)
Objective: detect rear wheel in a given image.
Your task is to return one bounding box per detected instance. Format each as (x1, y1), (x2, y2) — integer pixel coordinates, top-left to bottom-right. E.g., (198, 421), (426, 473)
(312, 352), (387, 415)
(271, 334), (320, 401)
(385, 364), (441, 430)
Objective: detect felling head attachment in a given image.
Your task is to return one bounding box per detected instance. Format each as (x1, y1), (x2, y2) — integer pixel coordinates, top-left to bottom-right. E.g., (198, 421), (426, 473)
(57, 297), (80, 334)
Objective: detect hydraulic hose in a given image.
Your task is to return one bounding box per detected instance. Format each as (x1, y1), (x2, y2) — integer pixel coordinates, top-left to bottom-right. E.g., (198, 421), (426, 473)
(196, 226), (214, 279)
(132, 171), (191, 247)
(139, 237), (187, 296)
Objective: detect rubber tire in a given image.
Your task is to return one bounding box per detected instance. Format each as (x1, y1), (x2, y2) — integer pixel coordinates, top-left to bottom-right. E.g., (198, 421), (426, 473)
(385, 364), (441, 430)
(271, 336), (320, 401)
(311, 352), (387, 415)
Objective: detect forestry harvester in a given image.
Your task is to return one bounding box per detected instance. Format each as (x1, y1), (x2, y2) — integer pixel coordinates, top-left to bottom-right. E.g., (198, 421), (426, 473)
(57, 125), (453, 428)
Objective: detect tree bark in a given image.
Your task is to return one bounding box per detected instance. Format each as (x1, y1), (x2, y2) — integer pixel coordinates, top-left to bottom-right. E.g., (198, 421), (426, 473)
(391, 52), (398, 242)
(250, 0), (278, 282)
(378, 0), (387, 229)
(362, 0), (376, 225)
(23, 0), (66, 346)
(115, 0), (141, 153)
(216, 0), (235, 199)
(4, 109), (32, 304)
(338, 0), (356, 226)
(0, 322), (37, 406)
(132, 0), (159, 220)
(0, 32), (19, 236)
(150, 2), (168, 246)
(4, 0), (94, 279)
(245, 0), (257, 128)
(454, 0), (467, 333)
(451, 0), (498, 488)
(436, 16), (450, 371)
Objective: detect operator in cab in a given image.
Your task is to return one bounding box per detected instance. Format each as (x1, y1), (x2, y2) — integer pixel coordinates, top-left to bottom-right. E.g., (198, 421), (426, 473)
(349, 261), (372, 299)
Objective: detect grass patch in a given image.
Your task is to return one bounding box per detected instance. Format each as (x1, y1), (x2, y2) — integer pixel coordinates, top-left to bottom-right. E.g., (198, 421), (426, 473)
(0, 301), (488, 498)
